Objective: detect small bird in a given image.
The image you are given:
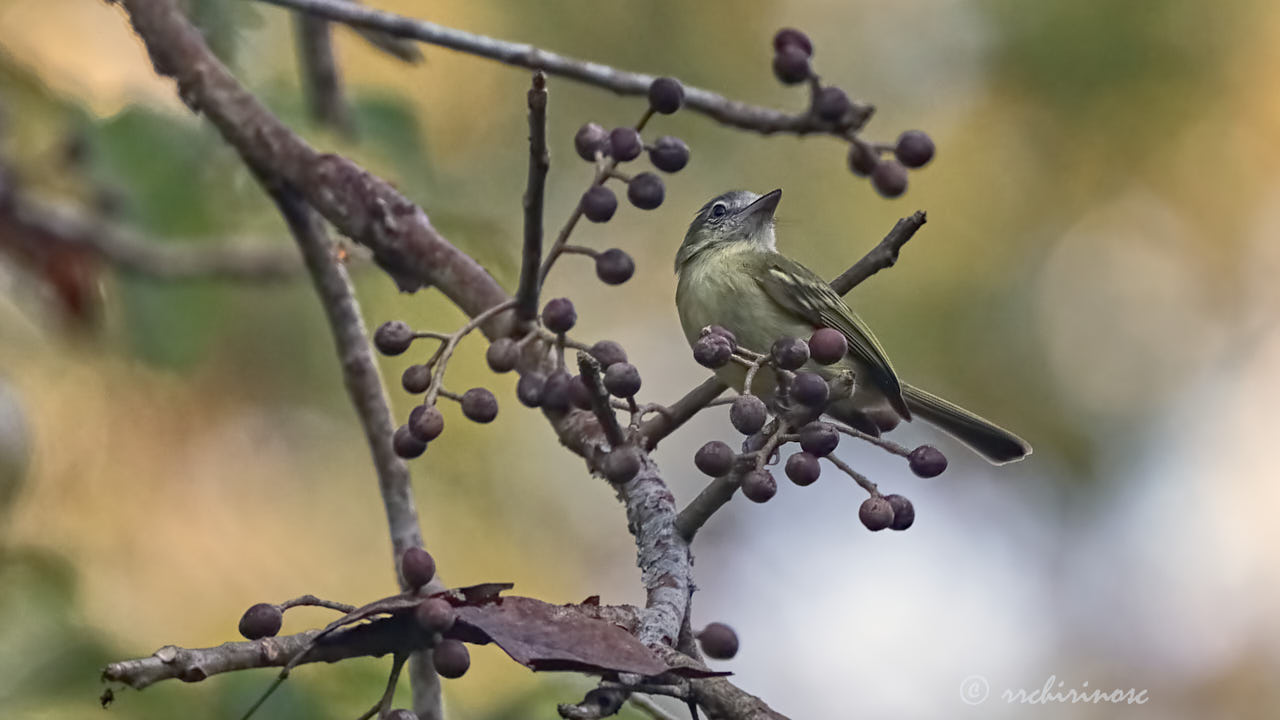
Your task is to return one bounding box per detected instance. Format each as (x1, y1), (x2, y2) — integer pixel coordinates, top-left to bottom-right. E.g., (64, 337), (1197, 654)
(674, 188), (1030, 464)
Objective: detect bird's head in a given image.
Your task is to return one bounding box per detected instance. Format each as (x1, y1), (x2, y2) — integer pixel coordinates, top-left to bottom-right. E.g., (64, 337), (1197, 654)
(675, 188), (781, 271)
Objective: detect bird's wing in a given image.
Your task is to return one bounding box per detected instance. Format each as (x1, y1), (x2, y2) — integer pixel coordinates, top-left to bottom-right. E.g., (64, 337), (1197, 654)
(755, 253), (911, 418)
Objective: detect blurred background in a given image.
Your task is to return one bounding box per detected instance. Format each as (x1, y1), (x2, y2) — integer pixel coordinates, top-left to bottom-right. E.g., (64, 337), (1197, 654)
(1, 0), (1278, 718)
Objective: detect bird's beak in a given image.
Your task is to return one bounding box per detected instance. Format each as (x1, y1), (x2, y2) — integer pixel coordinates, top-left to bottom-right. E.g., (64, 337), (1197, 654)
(743, 189), (782, 220)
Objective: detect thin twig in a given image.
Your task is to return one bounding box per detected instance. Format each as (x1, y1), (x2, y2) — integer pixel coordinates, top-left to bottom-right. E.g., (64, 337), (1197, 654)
(278, 594), (357, 613)
(831, 421), (911, 457)
(354, 653), (409, 720)
(828, 211), (927, 295)
(424, 298), (518, 405)
(293, 14), (354, 137)
(255, 0), (870, 136)
(629, 694), (683, 720)
(577, 352), (626, 448)
(515, 71), (549, 322)
(825, 454), (880, 496)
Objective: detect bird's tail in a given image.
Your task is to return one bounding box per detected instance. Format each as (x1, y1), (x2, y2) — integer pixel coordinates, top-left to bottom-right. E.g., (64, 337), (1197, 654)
(901, 383), (1031, 465)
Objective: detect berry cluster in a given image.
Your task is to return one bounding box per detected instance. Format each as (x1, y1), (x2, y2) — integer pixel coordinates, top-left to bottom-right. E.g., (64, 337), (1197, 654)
(691, 324), (947, 531)
(770, 28), (936, 199)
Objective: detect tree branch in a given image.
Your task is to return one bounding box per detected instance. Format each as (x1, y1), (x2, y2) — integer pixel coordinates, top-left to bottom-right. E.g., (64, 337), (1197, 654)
(828, 210), (926, 296)
(515, 71), (549, 323)
(638, 378), (728, 450)
(293, 14), (355, 137)
(254, 0), (871, 136)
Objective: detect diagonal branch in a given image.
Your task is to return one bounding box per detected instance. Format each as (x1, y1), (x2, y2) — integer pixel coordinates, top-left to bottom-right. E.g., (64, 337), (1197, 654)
(293, 14), (355, 137)
(515, 71), (549, 322)
(255, 0), (870, 136)
(828, 210), (927, 295)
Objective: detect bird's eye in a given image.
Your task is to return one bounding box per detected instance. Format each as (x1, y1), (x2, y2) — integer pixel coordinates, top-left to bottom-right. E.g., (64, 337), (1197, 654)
(710, 203), (727, 219)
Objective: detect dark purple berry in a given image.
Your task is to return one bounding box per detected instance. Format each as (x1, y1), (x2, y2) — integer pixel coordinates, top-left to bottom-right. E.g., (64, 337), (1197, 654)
(541, 370), (573, 413)
(569, 375), (594, 411)
(238, 603), (282, 640)
(401, 546), (437, 589)
(815, 86), (851, 123)
(807, 328), (847, 365)
(486, 338), (519, 373)
(772, 28), (813, 57)
(582, 186), (617, 223)
(884, 494), (915, 531)
(847, 142), (879, 177)
(730, 395), (768, 435)
(402, 363), (431, 393)
(609, 127), (643, 161)
(859, 496), (895, 531)
(374, 321), (414, 355)
(542, 297), (577, 333)
(461, 388), (498, 423)
(410, 405), (444, 441)
(574, 122), (609, 161)
(773, 46), (811, 85)
(693, 335), (732, 369)
(433, 639), (471, 679)
(871, 160), (908, 198)
(697, 622), (740, 659)
(589, 340), (628, 368)
(595, 248), (635, 285)
(741, 469), (777, 503)
(603, 448), (641, 483)
(790, 372), (830, 408)
(648, 77), (685, 114)
(394, 424), (427, 458)
(894, 130), (935, 169)
(785, 452), (821, 486)
(798, 421), (839, 457)
(649, 135), (690, 173)
(908, 445), (947, 478)
(770, 336), (809, 370)
(604, 362), (642, 398)
(516, 371), (546, 408)
(705, 325), (738, 351)
(694, 440), (735, 477)
(416, 597), (456, 633)
(627, 172), (665, 210)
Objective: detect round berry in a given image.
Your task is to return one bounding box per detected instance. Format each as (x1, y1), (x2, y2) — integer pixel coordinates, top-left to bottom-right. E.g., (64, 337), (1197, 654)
(693, 335), (732, 369)
(859, 496), (895, 531)
(374, 321), (414, 356)
(595, 248), (635, 285)
(694, 440), (735, 477)
(485, 338), (519, 373)
(402, 363), (431, 393)
(772, 28), (813, 57)
(460, 388), (498, 423)
(807, 328), (848, 365)
(541, 370), (573, 413)
(574, 122), (609, 161)
(589, 340), (628, 368)
(648, 77), (685, 114)
(697, 622), (740, 660)
(394, 424), (427, 458)
(415, 597), (456, 634)
(815, 86), (851, 123)
(741, 469), (777, 503)
(401, 546), (437, 589)
(516, 371), (546, 408)
(730, 395), (768, 435)
(895, 130), (935, 169)
(847, 142), (879, 177)
(770, 336), (810, 370)
(627, 172), (665, 210)
(603, 448), (641, 483)
(773, 46), (811, 85)
(884, 494), (915, 531)
(433, 639), (471, 679)
(603, 362), (642, 398)
(706, 326), (738, 351)
(238, 603), (282, 640)
(542, 297), (577, 333)
(609, 127), (643, 162)
(790, 372), (830, 408)
(568, 374), (594, 411)
(410, 405), (444, 442)
(871, 159), (908, 198)
(908, 445), (947, 478)
(649, 135), (690, 173)
(798, 421), (839, 457)
(785, 452), (821, 486)
(582, 185), (617, 223)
